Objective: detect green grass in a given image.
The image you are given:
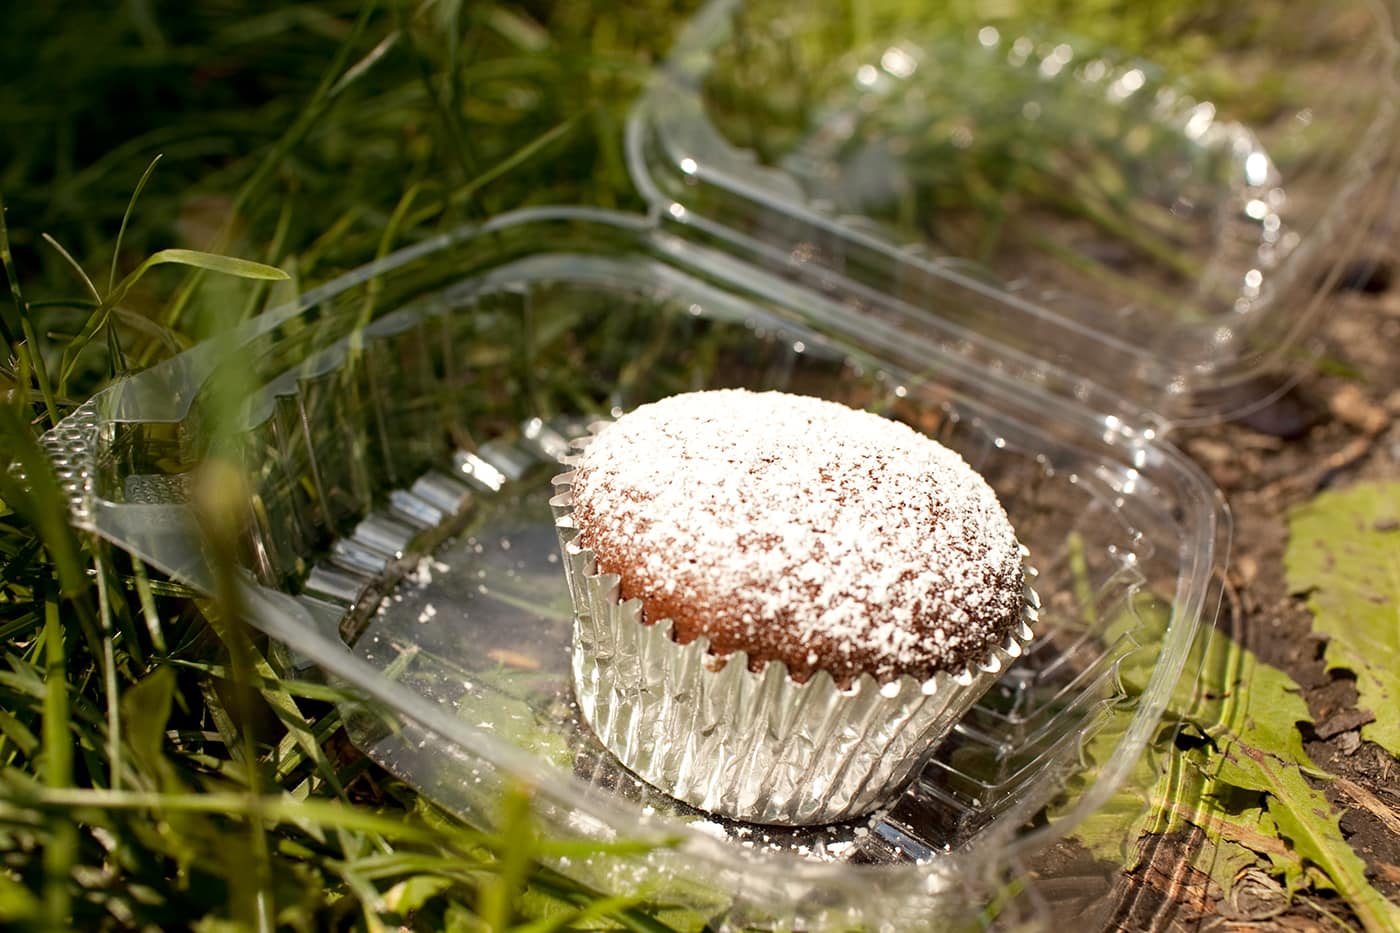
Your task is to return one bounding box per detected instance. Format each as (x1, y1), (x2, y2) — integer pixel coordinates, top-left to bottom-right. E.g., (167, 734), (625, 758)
(0, 2), (696, 929)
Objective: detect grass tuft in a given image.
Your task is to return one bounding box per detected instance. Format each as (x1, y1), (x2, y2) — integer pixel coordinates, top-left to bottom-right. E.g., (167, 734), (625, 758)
(0, 2), (692, 928)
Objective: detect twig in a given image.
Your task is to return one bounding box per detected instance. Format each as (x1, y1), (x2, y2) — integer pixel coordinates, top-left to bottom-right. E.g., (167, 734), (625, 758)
(1257, 435), (1376, 501)
(1333, 776), (1400, 836)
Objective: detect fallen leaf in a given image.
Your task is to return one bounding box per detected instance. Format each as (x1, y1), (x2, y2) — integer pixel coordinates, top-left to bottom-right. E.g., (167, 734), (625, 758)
(1050, 595), (1303, 894)
(1285, 481), (1400, 756)
(1050, 591), (1400, 932)
(1186, 625), (1400, 932)
(1208, 738), (1399, 933)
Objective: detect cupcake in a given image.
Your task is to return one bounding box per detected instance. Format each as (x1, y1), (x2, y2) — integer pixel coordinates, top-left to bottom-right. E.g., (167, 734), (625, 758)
(550, 389), (1037, 825)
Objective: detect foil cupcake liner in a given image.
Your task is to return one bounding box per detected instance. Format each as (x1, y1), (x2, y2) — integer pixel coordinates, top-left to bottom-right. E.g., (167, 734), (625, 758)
(549, 428), (1040, 826)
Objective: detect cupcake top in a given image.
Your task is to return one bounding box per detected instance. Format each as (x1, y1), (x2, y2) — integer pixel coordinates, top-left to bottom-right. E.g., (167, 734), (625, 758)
(568, 389), (1025, 685)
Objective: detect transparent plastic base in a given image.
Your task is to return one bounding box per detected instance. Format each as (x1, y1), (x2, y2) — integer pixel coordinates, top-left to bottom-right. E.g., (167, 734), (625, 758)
(46, 211), (1226, 929)
(350, 411), (1135, 853)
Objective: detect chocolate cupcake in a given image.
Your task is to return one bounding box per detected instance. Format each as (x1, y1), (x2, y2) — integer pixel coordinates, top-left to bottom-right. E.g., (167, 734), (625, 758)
(551, 389), (1037, 825)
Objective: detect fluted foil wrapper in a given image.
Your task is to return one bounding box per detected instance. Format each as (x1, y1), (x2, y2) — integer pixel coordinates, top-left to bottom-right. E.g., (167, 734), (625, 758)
(549, 434), (1040, 827)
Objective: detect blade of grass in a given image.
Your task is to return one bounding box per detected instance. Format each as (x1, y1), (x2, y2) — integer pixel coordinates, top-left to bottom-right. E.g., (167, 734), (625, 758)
(41, 579), (75, 928)
(527, 871), (684, 933)
(0, 705), (39, 761)
(122, 666), (179, 780)
(330, 30), (400, 98)
(108, 154), (164, 295)
(27, 299), (99, 312)
(0, 535), (42, 583)
(8, 784), (472, 845)
(112, 307), (186, 357)
(355, 180), (424, 331)
(2, 652), (55, 702)
(41, 233), (102, 303)
(397, 0), (478, 210)
(96, 551), (148, 675)
(295, 204), (364, 276)
(0, 857), (42, 919)
(129, 558), (168, 656)
(326, 852), (492, 882)
(0, 611), (41, 644)
(228, 0), (379, 223)
(238, 196), (296, 322)
(105, 313), (129, 378)
(332, 863), (391, 933)
(162, 659), (355, 703)
(94, 551), (123, 790)
(0, 198), (58, 426)
(0, 202), (25, 352)
(514, 891), (652, 933)
(253, 659), (349, 792)
(193, 443), (288, 931)
(404, 115), (582, 230)
(478, 5), (550, 52)
(121, 248), (290, 287)
(478, 783), (535, 930)
(198, 678), (244, 763)
(59, 248), (288, 393)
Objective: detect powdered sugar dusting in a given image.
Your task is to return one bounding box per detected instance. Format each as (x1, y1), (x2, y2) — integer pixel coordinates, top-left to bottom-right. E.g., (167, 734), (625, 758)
(570, 390), (1025, 684)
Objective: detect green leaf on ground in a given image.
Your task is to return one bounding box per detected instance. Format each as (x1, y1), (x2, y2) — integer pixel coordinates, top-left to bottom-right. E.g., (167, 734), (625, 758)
(1054, 591), (1400, 930)
(1051, 593), (1173, 867)
(1055, 595), (1306, 895)
(1285, 481), (1400, 756)
(1205, 728), (1400, 932)
(1183, 639), (1348, 899)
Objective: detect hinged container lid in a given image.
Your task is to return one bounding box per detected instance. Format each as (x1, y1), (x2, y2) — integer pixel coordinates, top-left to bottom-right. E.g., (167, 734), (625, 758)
(627, 0), (1400, 426)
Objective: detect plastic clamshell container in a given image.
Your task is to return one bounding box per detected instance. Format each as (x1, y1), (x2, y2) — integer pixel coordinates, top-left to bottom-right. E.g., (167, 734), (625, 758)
(46, 209), (1225, 930)
(41, 1), (1398, 928)
(635, 0), (1400, 424)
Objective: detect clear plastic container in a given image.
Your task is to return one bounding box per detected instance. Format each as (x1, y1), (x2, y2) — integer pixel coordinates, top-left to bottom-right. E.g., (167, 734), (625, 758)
(634, 0), (1399, 423)
(46, 208), (1226, 929)
(42, 0), (1399, 927)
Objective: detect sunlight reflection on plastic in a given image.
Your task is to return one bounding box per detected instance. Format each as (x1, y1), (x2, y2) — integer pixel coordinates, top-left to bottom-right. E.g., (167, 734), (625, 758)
(1039, 44), (1072, 78)
(1183, 102), (1216, 140)
(1245, 151), (1271, 186)
(1009, 36), (1033, 66)
(881, 47), (916, 78)
(1108, 68), (1146, 101)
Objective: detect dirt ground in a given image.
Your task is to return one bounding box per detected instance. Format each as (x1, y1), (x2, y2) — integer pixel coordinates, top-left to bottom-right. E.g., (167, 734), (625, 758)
(1095, 252), (1400, 930)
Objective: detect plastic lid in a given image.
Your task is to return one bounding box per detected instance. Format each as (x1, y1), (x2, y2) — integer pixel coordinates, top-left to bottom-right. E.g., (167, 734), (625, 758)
(627, 0), (1400, 426)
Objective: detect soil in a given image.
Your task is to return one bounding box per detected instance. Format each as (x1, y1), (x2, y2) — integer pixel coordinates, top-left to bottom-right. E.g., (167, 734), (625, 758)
(1098, 252), (1400, 930)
